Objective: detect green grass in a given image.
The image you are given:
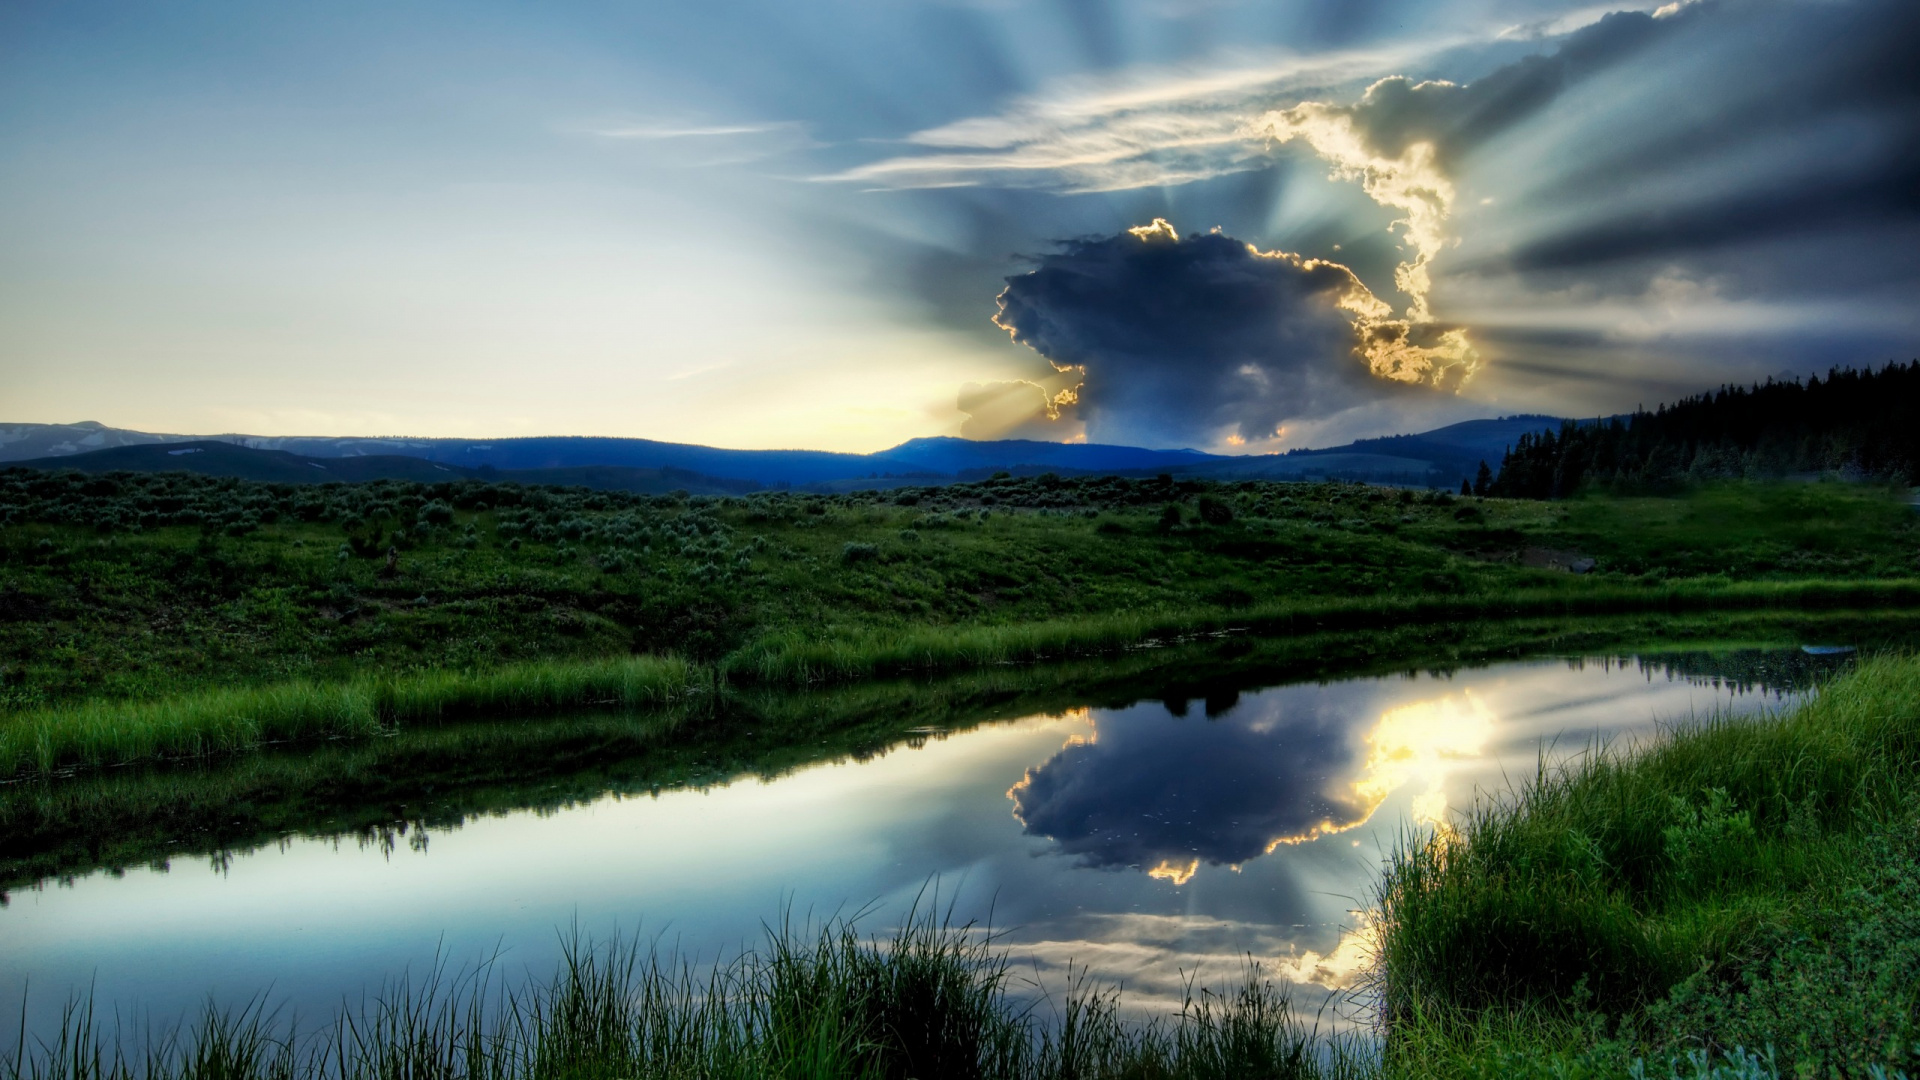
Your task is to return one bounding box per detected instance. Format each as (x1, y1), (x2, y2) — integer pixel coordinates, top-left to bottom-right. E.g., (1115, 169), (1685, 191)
(722, 580), (1920, 686)
(1371, 652), (1920, 1078)
(4, 472), (1915, 710)
(3, 906), (1348, 1080)
(0, 654), (698, 775)
(7, 575), (1913, 778)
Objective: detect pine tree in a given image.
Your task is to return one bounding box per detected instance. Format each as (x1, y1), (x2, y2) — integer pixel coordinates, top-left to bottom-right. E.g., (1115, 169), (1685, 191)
(1487, 362), (1920, 498)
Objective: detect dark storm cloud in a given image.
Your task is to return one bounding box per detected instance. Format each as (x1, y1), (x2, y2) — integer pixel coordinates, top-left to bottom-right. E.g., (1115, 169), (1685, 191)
(1009, 697), (1368, 876)
(987, 221), (1465, 447)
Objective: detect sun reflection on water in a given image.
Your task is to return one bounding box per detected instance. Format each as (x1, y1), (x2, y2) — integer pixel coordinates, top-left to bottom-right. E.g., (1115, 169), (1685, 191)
(1352, 690), (1496, 829)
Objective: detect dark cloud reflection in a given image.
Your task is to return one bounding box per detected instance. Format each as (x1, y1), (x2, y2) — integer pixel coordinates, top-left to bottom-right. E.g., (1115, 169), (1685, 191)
(1008, 695), (1370, 881)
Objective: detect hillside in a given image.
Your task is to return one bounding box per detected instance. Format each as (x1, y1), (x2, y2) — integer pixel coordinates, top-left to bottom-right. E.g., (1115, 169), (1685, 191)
(1, 417), (1567, 491)
(9, 442), (762, 495)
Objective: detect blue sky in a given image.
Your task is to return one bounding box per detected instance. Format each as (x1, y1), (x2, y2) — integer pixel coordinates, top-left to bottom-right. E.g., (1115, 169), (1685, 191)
(3, 0), (1915, 451)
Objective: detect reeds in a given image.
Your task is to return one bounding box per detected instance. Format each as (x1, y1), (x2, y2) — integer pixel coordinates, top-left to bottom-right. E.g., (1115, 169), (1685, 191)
(724, 579), (1920, 686)
(0, 655), (698, 776)
(10, 581), (1920, 778)
(2, 908), (1343, 1080)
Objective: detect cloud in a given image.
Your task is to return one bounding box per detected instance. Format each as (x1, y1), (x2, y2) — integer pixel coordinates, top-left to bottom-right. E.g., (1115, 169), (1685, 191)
(1009, 913), (1374, 1009)
(580, 119), (819, 165)
(956, 379), (1082, 440)
(820, 42), (1454, 193)
(989, 219), (1475, 447)
(1245, 10), (1674, 331)
(866, 0), (1920, 431)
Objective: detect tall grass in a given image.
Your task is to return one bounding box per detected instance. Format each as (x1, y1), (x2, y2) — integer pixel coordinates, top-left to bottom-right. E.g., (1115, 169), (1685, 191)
(0, 655), (698, 776)
(725, 579), (1920, 685)
(2, 908), (1343, 1080)
(10, 585), (1920, 778)
(1371, 653), (1920, 1070)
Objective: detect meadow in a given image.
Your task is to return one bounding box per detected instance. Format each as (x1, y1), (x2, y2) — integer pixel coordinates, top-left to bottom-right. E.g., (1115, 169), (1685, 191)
(2, 466), (1917, 775)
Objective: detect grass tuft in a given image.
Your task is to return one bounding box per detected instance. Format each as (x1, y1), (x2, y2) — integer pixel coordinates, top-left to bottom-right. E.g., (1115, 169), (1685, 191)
(3, 907), (1339, 1080)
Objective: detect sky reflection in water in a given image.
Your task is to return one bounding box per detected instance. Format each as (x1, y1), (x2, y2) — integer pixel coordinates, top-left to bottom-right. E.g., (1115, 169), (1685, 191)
(0, 654), (1808, 1032)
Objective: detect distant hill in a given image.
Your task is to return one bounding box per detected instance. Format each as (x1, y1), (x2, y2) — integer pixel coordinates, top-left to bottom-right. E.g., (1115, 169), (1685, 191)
(1, 415), (1571, 491)
(1147, 415), (1570, 488)
(0, 420), (194, 460)
(0, 425), (1221, 485)
(6, 442), (761, 495)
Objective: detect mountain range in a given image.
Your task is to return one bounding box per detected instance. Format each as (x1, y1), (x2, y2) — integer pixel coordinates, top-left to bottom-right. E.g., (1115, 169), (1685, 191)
(0, 417), (1567, 492)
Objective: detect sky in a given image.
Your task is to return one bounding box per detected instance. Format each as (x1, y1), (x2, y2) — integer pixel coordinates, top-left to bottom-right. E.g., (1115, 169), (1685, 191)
(2, 0), (1916, 453)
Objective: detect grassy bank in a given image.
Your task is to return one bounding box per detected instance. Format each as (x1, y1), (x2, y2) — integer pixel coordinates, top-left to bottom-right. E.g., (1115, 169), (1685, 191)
(1371, 652), (1920, 1078)
(6, 587), (1920, 777)
(4, 908), (1346, 1080)
(721, 580), (1920, 685)
(7, 638), (1920, 1077)
(0, 654), (697, 775)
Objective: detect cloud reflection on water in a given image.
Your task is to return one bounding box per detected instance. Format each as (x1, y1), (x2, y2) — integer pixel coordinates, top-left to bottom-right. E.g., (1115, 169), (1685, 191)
(1008, 686), (1498, 881)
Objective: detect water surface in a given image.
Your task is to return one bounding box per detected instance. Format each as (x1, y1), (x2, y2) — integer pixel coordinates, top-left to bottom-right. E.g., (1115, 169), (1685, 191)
(0, 650), (1827, 1032)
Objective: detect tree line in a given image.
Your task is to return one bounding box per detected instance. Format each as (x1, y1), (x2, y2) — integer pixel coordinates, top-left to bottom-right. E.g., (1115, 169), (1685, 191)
(1476, 362), (1920, 498)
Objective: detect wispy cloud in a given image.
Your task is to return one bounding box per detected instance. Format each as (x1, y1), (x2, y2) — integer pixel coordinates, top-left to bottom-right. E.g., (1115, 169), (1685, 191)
(821, 3), (1685, 195)
(589, 121), (802, 140)
(820, 43), (1456, 193)
(575, 119), (819, 166)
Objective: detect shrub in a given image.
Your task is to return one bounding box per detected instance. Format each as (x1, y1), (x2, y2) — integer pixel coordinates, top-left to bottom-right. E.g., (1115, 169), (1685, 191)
(841, 541), (880, 564)
(1196, 494), (1234, 525)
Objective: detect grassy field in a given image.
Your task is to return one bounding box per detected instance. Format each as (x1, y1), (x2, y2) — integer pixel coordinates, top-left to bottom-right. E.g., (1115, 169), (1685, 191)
(1, 467), (1915, 773)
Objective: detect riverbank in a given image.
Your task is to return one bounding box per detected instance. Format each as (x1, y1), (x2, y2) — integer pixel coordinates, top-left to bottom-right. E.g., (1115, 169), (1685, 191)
(4, 586), (1918, 778)
(1370, 651), (1920, 1077)
(5, 628), (1916, 1076)
(8, 656), (1916, 1079)
(5, 609), (1894, 893)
